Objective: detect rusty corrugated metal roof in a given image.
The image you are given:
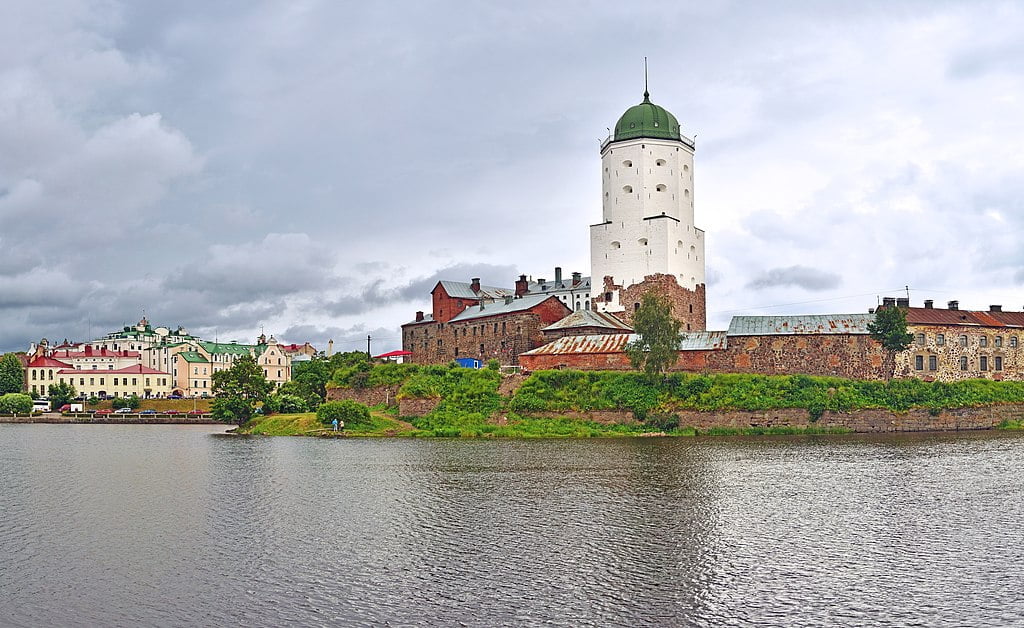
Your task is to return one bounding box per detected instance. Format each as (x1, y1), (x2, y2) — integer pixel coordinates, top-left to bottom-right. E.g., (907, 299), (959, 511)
(542, 309), (632, 332)
(524, 331), (728, 356)
(727, 314), (875, 336)
(903, 307), (1024, 328)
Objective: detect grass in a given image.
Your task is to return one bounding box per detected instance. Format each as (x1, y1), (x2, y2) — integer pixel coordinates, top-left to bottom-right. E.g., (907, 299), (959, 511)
(240, 411), (417, 437)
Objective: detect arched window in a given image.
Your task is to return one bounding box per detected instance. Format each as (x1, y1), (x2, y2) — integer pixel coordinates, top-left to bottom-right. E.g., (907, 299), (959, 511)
(623, 185), (633, 193)
(655, 184), (667, 192)
(610, 241), (621, 249)
(683, 164), (689, 172)
(960, 356), (969, 370)
(959, 335), (968, 347)
(634, 303), (640, 311)
(638, 238), (648, 246)
(623, 160), (632, 167)
(655, 159), (666, 166)
(684, 189), (690, 197)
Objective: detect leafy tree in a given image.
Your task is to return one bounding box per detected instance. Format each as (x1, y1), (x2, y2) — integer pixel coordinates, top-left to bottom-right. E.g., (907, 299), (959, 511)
(47, 382), (77, 409)
(316, 400), (372, 428)
(868, 306), (914, 380)
(292, 357), (331, 400)
(625, 292), (683, 379)
(0, 393), (32, 414)
(0, 353), (25, 394)
(211, 354), (274, 425)
(112, 395), (141, 410)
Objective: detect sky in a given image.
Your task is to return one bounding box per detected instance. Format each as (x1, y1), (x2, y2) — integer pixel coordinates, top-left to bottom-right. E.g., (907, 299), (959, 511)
(3, 0), (1024, 354)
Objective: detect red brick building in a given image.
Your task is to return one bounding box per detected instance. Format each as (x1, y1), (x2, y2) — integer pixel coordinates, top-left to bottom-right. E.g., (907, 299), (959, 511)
(402, 279), (572, 365)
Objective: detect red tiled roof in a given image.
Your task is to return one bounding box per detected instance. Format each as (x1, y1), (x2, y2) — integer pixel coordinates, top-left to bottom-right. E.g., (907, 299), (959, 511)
(51, 348), (141, 359)
(27, 356), (74, 369)
(904, 307), (1024, 328)
(57, 365), (169, 375)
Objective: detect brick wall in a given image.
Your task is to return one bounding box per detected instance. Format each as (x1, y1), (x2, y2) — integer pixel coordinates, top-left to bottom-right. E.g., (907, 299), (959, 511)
(617, 274), (706, 331)
(520, 334), (887, 378)
(326, 385), (400, 406)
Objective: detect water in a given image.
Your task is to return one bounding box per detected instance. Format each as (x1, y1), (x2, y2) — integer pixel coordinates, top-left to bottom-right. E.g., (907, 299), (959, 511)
(1, 425), (1023, 627)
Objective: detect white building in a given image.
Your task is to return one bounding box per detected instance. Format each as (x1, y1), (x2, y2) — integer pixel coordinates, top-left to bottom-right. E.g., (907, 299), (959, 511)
(590, 88), (706, 325)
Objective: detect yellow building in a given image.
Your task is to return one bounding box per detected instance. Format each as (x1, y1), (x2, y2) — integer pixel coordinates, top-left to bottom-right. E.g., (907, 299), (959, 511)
(57, 365), (173, 398)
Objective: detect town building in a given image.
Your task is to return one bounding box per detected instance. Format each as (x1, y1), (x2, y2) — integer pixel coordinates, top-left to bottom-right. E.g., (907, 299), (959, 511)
(49, 347), (142, 371)
(25, 355), (74, 397)
(57, 365), (173, 399)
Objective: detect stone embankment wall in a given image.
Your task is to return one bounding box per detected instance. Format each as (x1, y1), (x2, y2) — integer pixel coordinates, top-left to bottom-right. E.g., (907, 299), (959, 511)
(398, 398), (441, 417)
(0, 414), (220, 425)
(524, 403), (1024, 433)
(327, 386), (400, 406)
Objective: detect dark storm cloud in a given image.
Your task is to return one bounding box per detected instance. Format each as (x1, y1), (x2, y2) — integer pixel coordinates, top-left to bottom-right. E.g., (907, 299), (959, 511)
(279, 324), (398, 354)
(746, 266), (842, 292)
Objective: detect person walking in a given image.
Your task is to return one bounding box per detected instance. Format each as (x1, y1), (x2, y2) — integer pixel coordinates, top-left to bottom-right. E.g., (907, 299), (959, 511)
(332, 418), (339, 431)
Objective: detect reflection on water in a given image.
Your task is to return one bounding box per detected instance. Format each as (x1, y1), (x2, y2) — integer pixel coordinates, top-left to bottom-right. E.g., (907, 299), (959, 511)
(1, 425), (1023, 626)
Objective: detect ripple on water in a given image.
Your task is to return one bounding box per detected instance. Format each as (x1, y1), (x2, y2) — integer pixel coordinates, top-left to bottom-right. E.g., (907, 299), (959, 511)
(2, 427), (1023, 626)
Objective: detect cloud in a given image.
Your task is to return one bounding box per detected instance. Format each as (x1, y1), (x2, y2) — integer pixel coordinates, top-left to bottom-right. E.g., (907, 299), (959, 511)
(746, 266), (842, 292)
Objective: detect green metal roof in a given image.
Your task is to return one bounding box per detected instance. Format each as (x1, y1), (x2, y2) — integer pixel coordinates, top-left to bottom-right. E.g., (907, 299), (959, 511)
(613, 92), (681, 141)
(178, 351), (209, 363)
(199, 341), (252, 356)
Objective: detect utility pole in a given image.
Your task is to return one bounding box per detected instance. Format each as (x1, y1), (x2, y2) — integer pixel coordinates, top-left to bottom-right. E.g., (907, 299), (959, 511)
(366, 334), (371, 359)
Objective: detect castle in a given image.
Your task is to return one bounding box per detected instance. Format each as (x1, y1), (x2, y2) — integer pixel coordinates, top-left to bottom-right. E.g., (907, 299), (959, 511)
(403, 89), (1024, 382)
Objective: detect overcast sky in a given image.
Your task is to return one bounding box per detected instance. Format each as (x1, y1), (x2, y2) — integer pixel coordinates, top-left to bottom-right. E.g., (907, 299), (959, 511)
(3, 1), (1024, 354)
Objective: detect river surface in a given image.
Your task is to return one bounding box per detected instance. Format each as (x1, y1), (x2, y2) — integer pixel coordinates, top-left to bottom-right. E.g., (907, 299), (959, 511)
(1, 425), (1023, 627)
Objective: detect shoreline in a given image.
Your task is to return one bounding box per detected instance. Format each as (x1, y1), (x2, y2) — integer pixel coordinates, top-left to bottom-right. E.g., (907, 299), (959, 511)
(0, 414), (222, 425)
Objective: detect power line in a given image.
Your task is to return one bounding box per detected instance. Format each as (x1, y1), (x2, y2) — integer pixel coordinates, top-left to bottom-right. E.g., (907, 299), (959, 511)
(710, 287), (911, 315)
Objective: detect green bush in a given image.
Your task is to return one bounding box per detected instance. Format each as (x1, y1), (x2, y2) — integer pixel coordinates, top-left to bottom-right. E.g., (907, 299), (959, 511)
(317, 400), (372, 427)
(87, 396), (100, 406)
(0, 393), (33, 413)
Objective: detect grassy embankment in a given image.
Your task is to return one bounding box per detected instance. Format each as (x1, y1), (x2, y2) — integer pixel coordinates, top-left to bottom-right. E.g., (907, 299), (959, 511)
(241, 363), (1024, 437)
(80, 398), (213, 412)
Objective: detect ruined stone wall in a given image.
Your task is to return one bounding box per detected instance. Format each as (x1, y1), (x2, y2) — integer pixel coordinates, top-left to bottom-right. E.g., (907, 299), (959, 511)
(398, 397), (440, 417)
(597, 273), (706, 332)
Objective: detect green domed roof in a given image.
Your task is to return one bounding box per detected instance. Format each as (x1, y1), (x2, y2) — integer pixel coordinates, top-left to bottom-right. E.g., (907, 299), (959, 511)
(613, 91), (681, 141)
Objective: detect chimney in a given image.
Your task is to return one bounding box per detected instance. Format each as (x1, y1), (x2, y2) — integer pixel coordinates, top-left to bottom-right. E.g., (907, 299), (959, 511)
(572, 271), (582, 286)
(948, 300), (959, 310)
(415, 311), (424, 322)
(990, 305), (1003, 312)
(555, 267), (563, 285)
(470, 277), (481, 294)
(924, 300), (933, 309)
(882, 297), (896, 308)
(504, 295), (513, 305)
(85, 345), (93, 356)
(515, 274), (528, 297)
(896, 297), (910, 308)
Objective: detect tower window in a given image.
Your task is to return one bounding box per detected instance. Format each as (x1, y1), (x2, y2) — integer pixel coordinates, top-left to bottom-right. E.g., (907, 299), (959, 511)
(684, 189), (690, 197)
(656, 184), (666, 192)
(623, 185), (632, 193)
(610, 241), (620, 249)
(638, 238), (648, 246)
(623, 160), (632, 167)
(655, 159), (666, 166)
(683, 164), (689, 172)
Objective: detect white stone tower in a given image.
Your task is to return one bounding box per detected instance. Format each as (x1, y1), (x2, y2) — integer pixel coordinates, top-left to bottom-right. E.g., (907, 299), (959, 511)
(590, 87), (706, 329)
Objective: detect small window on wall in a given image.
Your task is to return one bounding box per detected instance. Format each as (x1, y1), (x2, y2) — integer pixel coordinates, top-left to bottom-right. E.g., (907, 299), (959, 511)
(639, 238), (648, 246)
(928, 356), (937, 371)
(683, 164), (689, 172)
(684, 189), (690, 197)
(634, 303), (640, 312)
(996, 356), (1004, 371)
(915, 355), (924, 371)
(959, 335), (968, 347)
(936, 334), (945, 346)
(655, 159), (666, 166)
(610, 241), (621, 249)
(995, 336), (1003, 347)
(980, 336), (989, 347)
(915, 333), (925, 345)
(623, 185), (633, 193)
(980, 356), (989, 371)
(605, 292), (612, 301)
(960, 356), (969, 371)
(656, 184), (667, 192)
(623, 160), (632, 167)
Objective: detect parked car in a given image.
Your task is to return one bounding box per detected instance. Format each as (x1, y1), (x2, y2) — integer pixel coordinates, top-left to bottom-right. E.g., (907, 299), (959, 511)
(139, 409), (157, 415)
(187, 410), (206, 416)
(114, 407), (133, 414)
(168, 394), (183, 399)
(95, 409), (113, 415)
(164, 410), (180, 415)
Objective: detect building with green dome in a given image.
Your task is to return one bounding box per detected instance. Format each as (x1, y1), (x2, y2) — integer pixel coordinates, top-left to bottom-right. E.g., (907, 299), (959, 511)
(590, 90), (706, 330)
